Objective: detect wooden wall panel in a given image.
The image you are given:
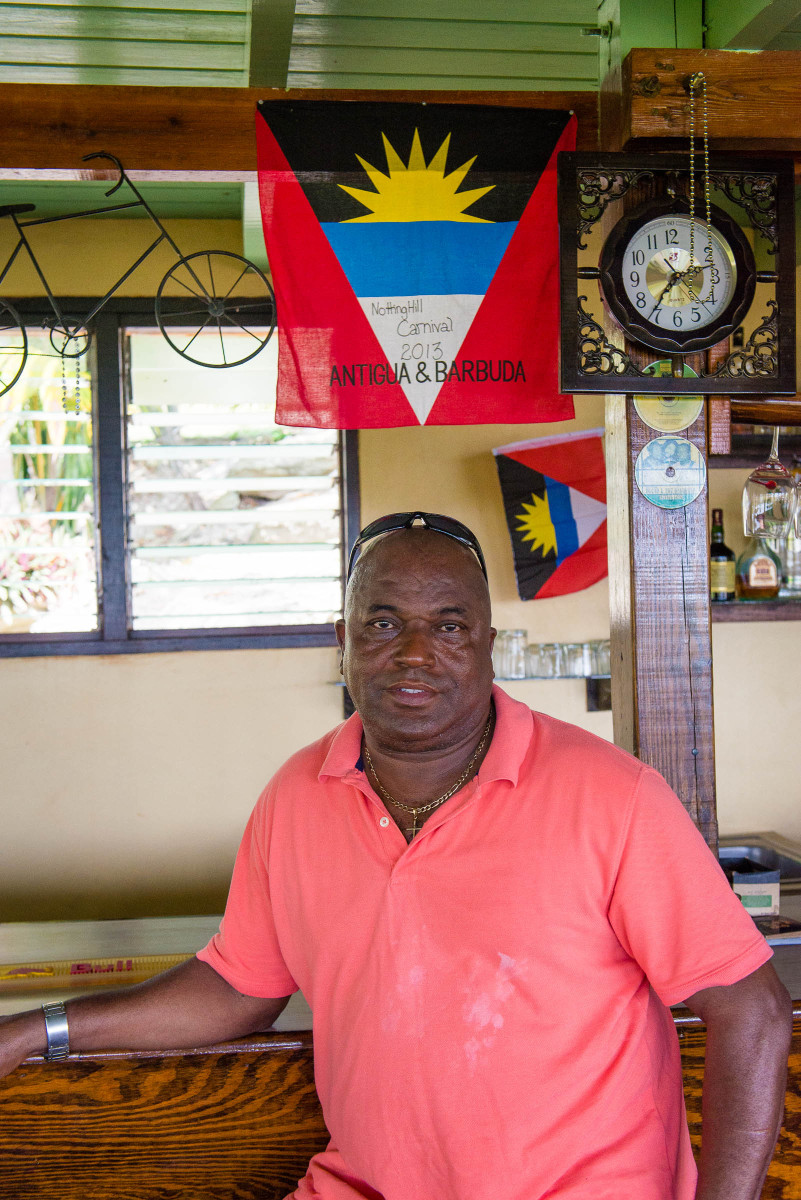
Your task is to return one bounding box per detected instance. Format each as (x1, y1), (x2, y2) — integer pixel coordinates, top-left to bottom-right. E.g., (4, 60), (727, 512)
(0, 1034), (329, 1200)
(3, 1018), (801, 1197)
(606, 398), (716, 847)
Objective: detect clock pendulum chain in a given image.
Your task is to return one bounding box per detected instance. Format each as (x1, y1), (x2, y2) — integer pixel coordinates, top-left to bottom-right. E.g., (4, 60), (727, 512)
(687, 72), (715, 309)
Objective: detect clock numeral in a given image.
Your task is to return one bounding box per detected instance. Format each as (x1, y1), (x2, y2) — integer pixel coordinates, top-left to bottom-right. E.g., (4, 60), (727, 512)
(631, 250), (645, 266)
(646, 234), (658, 250)
(665, 228), (679, 245)
(635, 292), (647, 309)
(673, 311), (683, 328)
(630, 271), (640, 286)
(691, 307), (702, 324)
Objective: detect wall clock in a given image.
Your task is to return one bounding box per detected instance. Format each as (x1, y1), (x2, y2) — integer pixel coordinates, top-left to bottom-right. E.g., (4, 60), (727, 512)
(557, 153), (795, 395)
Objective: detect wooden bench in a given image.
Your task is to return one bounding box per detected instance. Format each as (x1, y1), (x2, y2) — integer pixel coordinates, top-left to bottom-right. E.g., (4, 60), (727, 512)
(3, 1018), (801, 1199)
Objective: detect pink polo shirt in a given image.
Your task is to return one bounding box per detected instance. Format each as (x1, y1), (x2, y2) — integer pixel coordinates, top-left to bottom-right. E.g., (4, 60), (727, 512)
(198, 687), (771, 1200)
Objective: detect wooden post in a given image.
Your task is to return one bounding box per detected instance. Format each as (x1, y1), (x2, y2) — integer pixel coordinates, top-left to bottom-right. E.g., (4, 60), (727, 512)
(606, 397), (717, 849)
(707, 398), (731, 456)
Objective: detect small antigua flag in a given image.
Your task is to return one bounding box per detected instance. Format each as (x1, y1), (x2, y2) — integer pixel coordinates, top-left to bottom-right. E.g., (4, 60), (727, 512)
(493, 428), (607, 600)
(255, 100), (576, 429)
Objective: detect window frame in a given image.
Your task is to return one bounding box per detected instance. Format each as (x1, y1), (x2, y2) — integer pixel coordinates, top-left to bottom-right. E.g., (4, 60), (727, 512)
(0, 297), (359, 657)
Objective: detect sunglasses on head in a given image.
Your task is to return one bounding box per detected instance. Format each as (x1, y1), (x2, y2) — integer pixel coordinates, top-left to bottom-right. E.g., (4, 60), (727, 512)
(346, 511), (488, 582)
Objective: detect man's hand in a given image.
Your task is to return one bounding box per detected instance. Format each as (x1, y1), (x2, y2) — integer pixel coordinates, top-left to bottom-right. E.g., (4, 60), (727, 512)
(683, 960), (792, 1200)
(0, 957), (291, 1080)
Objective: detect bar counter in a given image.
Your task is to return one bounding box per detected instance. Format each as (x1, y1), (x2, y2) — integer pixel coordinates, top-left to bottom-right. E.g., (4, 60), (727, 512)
(1, 916), (800, 1199)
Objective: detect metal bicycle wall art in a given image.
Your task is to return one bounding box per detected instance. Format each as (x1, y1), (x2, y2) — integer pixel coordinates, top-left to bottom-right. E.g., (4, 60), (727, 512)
(0, 152), (276, 408)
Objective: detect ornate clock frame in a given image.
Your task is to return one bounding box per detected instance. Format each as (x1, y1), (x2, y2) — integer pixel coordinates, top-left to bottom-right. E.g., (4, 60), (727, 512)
(557, 152), (796, 395)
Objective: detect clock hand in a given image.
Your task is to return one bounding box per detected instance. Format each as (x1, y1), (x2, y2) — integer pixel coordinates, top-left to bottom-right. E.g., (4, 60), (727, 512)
(647, 270), (683, 318)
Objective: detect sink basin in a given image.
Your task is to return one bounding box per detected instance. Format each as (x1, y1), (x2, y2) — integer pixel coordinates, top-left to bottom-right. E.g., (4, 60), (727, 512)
(718, 833), (801, 886)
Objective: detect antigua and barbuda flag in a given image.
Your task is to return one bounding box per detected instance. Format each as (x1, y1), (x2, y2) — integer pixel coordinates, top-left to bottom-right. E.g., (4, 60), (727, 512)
(493, 428), (607, 600)
(256, 100), (576, 429)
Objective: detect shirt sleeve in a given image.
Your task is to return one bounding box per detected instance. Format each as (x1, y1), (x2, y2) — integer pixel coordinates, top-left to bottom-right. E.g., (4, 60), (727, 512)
(197, 789), (299, 999)
(608, 767), (772, 1007)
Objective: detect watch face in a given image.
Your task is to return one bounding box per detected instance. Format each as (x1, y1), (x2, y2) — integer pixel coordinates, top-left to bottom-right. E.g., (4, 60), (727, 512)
(599, 201), (756, 354)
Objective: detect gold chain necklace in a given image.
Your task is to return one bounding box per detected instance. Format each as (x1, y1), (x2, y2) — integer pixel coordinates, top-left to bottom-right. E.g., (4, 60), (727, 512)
(363, 710), (494, 840)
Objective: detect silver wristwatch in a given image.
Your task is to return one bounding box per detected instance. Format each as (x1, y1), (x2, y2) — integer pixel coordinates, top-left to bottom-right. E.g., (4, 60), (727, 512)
(42, 1001), (70, 1061)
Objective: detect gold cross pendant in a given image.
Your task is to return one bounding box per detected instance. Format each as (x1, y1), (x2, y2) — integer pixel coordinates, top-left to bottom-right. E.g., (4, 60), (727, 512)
(406, 810), (421, 840)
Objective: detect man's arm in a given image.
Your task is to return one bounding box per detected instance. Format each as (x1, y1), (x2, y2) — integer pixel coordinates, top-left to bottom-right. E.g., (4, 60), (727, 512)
(0, 957), (291, 1079)
(683, 960), (793, 1200)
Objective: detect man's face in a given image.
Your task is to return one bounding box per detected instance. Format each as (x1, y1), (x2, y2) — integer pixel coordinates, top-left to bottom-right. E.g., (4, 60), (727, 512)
(335, 530), (496, 753)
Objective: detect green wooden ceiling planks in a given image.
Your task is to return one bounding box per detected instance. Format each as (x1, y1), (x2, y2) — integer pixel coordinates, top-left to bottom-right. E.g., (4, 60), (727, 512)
(1, 0), (601, 90)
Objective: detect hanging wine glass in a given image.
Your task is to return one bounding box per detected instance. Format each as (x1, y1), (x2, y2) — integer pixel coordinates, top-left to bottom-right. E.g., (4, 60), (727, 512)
(742, 425), (796, 538)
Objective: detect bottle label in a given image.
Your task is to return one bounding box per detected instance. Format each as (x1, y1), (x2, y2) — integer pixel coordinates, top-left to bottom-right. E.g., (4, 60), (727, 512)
(748, 556), (779, 588)
(710, 561), (735, 596)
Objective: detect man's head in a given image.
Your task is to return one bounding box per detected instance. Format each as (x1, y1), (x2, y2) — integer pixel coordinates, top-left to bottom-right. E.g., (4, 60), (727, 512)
(335, 517), (495, 755)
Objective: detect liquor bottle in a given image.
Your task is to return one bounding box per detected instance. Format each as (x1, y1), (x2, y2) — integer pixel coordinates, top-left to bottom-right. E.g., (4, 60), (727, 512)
(735, 537), (781, 600)
(709, 508), (735, 602)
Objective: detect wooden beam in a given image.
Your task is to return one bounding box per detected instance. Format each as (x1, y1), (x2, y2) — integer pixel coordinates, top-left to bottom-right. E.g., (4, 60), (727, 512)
(609, 48), (801, 153)
(606, 396), (717, 849)
(731, 398), (801, 424)
(0, 84), (599, 175)
(249, 0), (297, 87)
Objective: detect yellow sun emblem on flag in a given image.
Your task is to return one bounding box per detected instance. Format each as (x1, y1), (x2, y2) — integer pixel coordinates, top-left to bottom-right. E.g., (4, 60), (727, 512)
(516, 493), (557, 557)
(339, 130), (495, 223)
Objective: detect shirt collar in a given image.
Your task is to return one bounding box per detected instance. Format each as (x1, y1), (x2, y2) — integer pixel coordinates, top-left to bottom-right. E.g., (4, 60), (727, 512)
(318, 684), (533, 786)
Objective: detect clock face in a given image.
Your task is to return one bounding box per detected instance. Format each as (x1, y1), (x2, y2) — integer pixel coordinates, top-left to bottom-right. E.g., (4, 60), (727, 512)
(599, 202), (756, 354)
(622, 216), (736, 334)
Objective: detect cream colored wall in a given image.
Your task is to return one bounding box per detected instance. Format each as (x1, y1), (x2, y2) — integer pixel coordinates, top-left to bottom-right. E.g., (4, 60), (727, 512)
(0, 218), (248, 297)
(1, 219), (612, 921)
(708, 467), (801, 842)
(359, 397), (614, 746)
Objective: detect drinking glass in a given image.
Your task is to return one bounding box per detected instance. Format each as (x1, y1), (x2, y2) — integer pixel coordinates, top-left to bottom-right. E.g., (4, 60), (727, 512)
(525, 644), (543, 677)
(539, 643), (563, 678)
(492, 631), (509, 677)
(504, 630), (527, 679)
(591, 639), (611, 676)
(742, 426), (796, 539)
(562, 643), (586, 676)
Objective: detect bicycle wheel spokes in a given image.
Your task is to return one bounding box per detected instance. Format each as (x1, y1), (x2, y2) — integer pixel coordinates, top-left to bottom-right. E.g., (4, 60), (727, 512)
(178, 313), (215, 358)
(0, 301), (28, 396)
(155, 250), (275, 368)
(221, 263), (251, 303)
(167, 268), (210, 303)
(220, 310), (268, 343)
(216, 315), (227, 367)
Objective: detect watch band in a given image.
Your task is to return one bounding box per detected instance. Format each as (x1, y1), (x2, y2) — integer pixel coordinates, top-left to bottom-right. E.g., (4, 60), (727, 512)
(42, 1001), (70, 1061)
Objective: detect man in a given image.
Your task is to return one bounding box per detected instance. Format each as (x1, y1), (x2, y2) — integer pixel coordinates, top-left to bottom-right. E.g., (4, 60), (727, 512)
(0, 512), (792, 1199)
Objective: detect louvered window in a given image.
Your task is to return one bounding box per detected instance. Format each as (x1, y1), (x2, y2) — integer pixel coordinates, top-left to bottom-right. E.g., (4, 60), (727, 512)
(126, 329), (342, 630)
(0, 331), (98, 634)
(0, 301), (357, 657)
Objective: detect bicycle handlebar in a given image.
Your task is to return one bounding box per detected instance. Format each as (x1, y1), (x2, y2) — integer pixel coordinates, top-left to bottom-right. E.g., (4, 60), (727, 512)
(81, 151), (127, 198)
